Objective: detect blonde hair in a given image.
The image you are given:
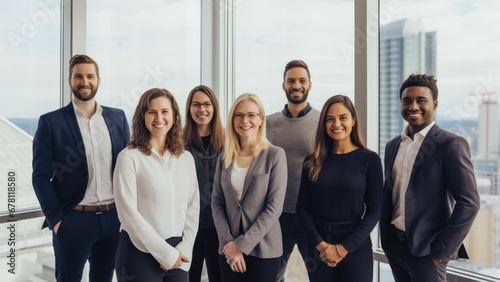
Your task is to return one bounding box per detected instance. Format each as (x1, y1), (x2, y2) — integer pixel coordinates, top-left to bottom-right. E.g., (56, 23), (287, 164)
(223, 93), (269, 168)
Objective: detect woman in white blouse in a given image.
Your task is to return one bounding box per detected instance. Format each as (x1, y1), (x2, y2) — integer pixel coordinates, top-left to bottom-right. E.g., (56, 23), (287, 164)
(113, 88), (199, 282)
(211, 93), (287, 282)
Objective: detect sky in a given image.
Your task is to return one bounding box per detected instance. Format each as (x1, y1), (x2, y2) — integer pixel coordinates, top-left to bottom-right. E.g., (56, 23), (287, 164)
(0, 0), (499, 122)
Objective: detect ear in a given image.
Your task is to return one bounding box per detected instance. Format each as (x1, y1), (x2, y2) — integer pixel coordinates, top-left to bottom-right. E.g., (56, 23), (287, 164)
(68, 76), (71, 87)
(282, 82), (286, 92)
(433, 100), (438, 110)
(352, 116), (357, 126)
(97, 77), (101, 87)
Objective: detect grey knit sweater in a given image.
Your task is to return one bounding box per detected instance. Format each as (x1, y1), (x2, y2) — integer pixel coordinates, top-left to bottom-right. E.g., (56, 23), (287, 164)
(266, 108), (320, 213)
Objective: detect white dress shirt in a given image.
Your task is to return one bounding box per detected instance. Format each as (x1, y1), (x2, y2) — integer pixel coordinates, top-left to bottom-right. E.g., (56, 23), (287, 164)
(73, 101), (113, 205)
(113, 147), (200, 271)
(391, 121), (435, 231)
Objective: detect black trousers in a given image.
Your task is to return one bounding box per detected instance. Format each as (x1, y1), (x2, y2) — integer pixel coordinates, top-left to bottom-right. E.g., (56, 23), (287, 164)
(384, 225), (448, 282)
(305, 219), (373, 282)
(115, 230), (188, 282)
(219, 254), (279, 282)
(189, 227), (221, 282)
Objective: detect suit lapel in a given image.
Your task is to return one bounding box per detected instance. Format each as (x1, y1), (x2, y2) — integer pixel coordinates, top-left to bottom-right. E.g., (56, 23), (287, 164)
(409, 124), (440, 183)
(101, 107), (118, 169)
(240, 149), (265, 202)
(64, 102), (88, 172)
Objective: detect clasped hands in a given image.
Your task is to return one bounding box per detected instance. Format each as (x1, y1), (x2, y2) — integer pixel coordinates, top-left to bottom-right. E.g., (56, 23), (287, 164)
(316, 241), (348, 268)
(223, 241), (246, 273)
(160, 251), (189, 271)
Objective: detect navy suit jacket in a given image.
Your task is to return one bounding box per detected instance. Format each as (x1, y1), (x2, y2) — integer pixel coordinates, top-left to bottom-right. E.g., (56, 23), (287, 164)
(380, 124), (480, 260)
(32, 102), (130, 230)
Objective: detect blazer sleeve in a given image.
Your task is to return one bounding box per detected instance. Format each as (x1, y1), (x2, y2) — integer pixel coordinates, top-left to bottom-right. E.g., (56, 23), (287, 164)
(431, 137), (480, 260)
(113, 151), (180, 269)
(32, 115), (63, 230)
(234, 148), (287, 255)
(211, 155), (235, 250)
(173, 153), (200, 262)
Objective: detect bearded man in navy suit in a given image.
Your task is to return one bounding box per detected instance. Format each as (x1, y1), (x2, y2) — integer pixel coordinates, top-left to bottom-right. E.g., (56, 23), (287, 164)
(32, 54), (130, 281)
(380, 74), (480, 282)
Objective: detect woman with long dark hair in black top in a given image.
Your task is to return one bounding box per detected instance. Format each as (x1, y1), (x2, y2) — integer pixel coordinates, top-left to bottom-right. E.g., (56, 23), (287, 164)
(296, 95), (383, 281)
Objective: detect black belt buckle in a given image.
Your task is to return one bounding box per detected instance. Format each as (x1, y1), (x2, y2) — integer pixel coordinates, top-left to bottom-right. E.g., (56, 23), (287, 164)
(396, 229), (406, 242)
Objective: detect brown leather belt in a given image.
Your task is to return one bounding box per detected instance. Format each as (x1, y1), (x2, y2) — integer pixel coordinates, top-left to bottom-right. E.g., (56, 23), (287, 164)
(73, 203), (115, 214)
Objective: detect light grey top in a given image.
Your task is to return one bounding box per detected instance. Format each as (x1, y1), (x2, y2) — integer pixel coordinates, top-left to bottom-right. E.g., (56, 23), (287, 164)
(266, 108), (320, 213)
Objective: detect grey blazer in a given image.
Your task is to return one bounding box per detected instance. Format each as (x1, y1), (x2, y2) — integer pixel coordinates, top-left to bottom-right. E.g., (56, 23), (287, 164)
(211, 144), (287, 259)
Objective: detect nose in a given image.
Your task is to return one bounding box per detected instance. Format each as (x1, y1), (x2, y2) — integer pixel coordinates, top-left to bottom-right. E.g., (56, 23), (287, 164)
(409, 100), (418, 111)
(293, 81), (301, 89)
(154, 112), (162, 121)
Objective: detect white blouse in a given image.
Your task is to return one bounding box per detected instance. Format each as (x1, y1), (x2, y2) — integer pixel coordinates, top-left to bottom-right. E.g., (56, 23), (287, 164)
(113, 147), (200, 271)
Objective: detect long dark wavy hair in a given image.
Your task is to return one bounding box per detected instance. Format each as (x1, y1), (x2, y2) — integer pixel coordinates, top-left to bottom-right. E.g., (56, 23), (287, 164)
(182, 85), (224, 152)
(128, 88), (184, 156)
(306, 95), (368, 181)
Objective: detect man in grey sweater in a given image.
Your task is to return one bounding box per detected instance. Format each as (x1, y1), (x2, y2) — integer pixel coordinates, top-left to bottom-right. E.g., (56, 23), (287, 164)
(266, 60), (320, 282)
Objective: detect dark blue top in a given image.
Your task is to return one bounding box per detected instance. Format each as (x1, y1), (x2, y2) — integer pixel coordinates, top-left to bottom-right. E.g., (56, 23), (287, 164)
(296, 149), (383, 253)
(282, 103), (312, 118)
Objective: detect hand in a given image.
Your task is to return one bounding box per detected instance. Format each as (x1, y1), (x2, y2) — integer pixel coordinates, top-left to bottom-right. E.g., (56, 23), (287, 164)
(223, 242), (246, 273)
(164, 251), (189, 271)
(53, 221), (62, 234)
(317, 242), (347, 267)
(430, 254), (442, 266)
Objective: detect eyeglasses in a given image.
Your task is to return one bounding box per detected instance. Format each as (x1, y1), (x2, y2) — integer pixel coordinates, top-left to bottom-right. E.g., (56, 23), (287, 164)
(192, 102), (212, 108)
(233, 112), (261, 120)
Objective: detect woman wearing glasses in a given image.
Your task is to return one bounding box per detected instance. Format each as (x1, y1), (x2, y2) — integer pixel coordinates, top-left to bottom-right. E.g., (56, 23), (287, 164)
(183, 85), (224, 282)
(296, 95), (383, 281)
(211, 93), (287, 282)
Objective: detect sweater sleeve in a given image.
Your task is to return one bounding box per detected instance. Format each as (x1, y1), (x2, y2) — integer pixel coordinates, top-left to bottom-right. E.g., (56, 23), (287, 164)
(113, 151), (180, 269)
(296, 156), (324, 246)
(341, 152), (383, 253)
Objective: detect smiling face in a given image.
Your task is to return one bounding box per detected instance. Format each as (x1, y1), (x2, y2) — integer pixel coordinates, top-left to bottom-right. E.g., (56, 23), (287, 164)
(400, 86), (438, 137)
(233, 99), (263, 141)
(190, 91), (213, 126)
(145, 97), (173, 140)
(283, 67), (311, 104)
(325, 102), (356, 145)
(68, 63), (100, 102)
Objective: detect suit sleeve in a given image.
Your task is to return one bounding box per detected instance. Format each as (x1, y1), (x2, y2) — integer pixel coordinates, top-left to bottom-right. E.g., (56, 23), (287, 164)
(211, 155), (235, 251)
(32, 115), (63, 230)
(234, 148), (287, 255)
(431, 137), (480, 260)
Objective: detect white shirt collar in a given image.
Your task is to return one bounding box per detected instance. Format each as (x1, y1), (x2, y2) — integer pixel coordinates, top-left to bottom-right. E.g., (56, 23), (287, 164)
(72, 100), (103, 119)
(401, 121), (435, 142)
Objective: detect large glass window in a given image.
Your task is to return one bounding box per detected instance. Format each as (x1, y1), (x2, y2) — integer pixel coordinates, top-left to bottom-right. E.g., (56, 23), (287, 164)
(235, 0), (354, 115)
(0, 1), (61, 211)
(379, 0), (500, 278)
(86, 0), (201, 123)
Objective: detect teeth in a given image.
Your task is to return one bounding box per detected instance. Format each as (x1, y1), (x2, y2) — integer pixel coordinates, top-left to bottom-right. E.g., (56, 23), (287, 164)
(241, 126), (251, 129)
(153, 124), (165, 128)
(332, 129), (343, 132)
(409, 113), (421, 117)
(197, 115), (208, 118)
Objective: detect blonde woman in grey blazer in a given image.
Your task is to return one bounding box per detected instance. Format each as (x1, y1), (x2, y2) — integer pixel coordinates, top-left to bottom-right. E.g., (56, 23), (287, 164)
(212, 93), (287, 282)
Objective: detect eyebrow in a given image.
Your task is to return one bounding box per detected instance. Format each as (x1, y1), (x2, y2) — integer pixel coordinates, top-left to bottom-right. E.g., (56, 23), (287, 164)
(192, 100), (211, 103)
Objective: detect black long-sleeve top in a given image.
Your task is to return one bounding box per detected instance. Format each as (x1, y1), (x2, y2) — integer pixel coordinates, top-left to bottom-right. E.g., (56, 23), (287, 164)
(296, 149), (383, 253)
